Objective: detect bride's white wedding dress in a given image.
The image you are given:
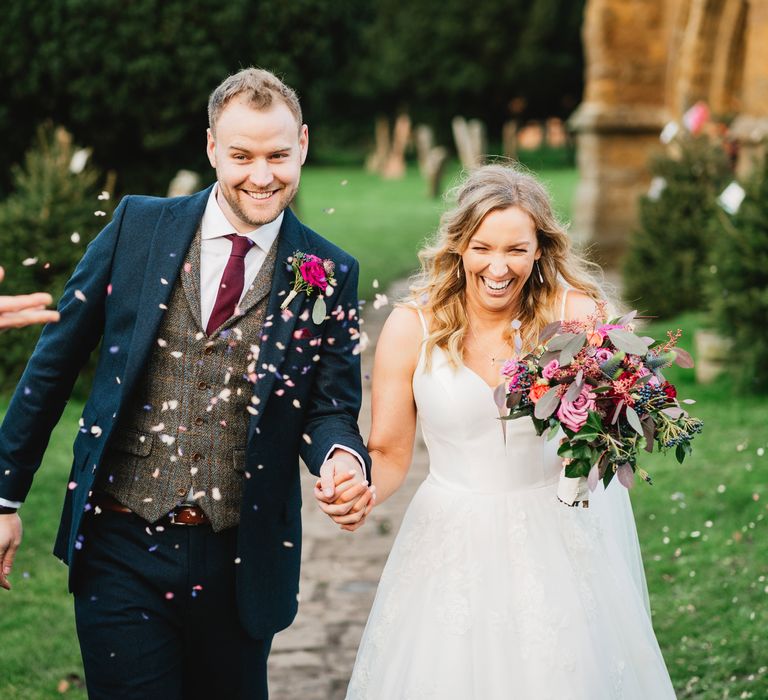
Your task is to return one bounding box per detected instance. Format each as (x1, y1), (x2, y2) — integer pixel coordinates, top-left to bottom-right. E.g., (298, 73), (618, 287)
(346, 308), (676, 699)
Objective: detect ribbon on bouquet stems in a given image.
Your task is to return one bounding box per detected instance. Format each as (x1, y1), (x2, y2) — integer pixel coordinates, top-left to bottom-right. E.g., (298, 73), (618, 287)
(556, 466), (590, 508)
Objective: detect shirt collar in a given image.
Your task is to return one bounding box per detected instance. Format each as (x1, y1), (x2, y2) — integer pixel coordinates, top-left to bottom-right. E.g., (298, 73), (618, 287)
(200, 184), (283, 251)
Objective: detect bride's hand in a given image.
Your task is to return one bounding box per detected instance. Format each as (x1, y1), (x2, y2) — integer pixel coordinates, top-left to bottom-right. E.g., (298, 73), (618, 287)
(313, 470), (376, 531)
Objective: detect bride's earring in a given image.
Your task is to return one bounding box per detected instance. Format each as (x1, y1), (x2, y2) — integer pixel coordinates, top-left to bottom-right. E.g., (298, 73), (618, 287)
(535, 260), (544, 284)
(456, 266), (462, 281)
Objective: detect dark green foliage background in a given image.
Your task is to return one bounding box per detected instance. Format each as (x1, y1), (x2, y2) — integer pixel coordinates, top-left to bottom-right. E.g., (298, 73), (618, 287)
(0, 0), (584, 196)
(623, 136), (733, 319)
(708, 158), (768, 393)
(0, 125), (114, 392)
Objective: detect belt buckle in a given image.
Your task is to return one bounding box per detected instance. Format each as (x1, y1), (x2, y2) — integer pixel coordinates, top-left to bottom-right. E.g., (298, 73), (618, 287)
(168, 507), (194, 526)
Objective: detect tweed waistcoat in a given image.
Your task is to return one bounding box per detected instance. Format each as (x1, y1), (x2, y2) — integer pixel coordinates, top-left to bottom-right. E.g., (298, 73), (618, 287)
(99, 229), (279, 530)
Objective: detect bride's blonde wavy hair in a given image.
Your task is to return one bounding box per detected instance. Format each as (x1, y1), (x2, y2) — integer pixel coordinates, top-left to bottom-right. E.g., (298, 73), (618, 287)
(407, 164), (606, 369)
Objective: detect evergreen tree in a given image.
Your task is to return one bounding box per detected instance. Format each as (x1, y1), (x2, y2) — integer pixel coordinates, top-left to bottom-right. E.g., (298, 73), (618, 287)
(0, 124), (113, 390)
(708, 156), (768, 393)
(623, 135), (732, 318)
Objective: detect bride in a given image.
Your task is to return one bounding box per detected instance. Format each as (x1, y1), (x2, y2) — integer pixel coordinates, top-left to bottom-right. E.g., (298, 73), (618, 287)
(316, 165), (677, 699)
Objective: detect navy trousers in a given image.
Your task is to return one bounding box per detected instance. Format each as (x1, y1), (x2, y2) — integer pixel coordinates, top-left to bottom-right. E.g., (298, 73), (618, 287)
(73, 508), (272, 700)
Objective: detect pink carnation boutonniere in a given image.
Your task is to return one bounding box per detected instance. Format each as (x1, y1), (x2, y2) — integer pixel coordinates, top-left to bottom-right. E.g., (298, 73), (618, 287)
(281, 251), (337, 323)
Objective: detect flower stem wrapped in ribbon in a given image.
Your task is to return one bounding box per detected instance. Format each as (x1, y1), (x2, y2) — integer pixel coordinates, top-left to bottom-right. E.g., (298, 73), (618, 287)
(501, 307), (703, 506)
(281, 251), (336, 323)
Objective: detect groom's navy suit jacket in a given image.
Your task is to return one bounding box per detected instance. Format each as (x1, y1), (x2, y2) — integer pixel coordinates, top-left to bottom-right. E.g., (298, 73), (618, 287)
(0, 185), (370, 637)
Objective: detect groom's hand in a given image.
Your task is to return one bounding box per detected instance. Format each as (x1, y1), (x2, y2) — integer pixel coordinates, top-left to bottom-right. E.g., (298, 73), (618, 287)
(0, 513), (23, 590)
(314, 450), (375, 530)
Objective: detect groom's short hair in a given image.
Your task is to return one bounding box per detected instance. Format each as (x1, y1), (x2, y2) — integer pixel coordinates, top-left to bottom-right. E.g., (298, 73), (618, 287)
(208, 67), (303, 133)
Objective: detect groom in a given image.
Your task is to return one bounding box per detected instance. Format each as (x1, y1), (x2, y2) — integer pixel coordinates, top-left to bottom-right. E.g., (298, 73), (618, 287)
(0, 68), (372, 698)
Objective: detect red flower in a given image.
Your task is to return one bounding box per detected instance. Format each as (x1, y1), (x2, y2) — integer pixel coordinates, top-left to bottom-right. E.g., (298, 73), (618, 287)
(661, 381), (677, 399)
(618, 370), (638, 386)
(299, 256), (328, 291)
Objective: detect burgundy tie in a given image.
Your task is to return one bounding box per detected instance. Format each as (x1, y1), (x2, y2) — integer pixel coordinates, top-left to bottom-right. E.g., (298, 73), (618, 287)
(206, 234), (255, 335)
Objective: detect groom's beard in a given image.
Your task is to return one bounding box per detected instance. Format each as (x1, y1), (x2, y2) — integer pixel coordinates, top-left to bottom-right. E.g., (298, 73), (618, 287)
(221, 181), (298, 228)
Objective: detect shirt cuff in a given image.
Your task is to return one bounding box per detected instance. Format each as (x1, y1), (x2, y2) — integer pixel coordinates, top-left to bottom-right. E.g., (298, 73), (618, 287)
(325, 444), (366, 477)
(0, 497), (22, 509)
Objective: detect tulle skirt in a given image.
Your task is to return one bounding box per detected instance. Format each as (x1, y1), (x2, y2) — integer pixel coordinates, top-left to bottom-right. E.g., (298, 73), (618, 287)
(346, 475), (676, 700)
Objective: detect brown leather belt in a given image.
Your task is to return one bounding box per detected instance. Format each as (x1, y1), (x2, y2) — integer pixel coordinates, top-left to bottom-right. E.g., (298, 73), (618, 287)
(90, 493), (211, 526)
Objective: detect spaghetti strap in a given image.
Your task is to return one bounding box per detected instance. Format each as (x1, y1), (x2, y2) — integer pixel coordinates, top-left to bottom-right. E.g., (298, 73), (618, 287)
(559, 287), (569, 320)
(409, 302), (429, 339)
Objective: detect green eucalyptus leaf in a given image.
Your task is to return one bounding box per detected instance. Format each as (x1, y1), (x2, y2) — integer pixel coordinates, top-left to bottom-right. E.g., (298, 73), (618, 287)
(616, 310), (638, 326)
(607, 329), (651, 356)
(564, 379), (583, 403)
(538, 321), (562, 344)
(312, 296), (327, 324)
(611, 400), (625, 425)
(493, 383), (507, 412)
(625, 405), (644, 436)
(672, 347), (695, 368)
(641, 416), (655, 453)
(616, 463), (635, 488)
(635, 373), (654, 386)
(539, 350), (561, 366)
(559, 332), (587, 366)
(534, 385), (561, 420)
(590, 385), (612, 393)
(546, 333), (578, 351)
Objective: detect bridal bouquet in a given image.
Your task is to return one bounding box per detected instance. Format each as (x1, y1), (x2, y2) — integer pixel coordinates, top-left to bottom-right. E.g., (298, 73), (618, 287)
(501, 308), (703, 506)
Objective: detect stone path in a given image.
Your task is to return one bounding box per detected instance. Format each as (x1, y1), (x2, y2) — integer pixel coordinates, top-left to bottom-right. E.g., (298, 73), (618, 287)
(268, 281), (427, 699)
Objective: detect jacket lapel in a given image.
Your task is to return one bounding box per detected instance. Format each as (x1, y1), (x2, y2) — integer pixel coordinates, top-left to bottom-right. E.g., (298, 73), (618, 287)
(179, 227), (204, 331)
(121, 186), (213, 399)
(248, 208), (310, 436)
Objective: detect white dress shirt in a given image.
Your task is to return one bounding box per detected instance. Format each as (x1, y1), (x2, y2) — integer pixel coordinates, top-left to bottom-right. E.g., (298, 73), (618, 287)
(0, 188), (364, 510)
(200, 186), (282, 329)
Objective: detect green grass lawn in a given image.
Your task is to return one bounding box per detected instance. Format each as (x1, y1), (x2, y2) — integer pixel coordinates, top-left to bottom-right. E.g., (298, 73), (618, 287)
(628, 314), (768, 699)
(3, 166), (766, 698)
(0, 400), (88, 699)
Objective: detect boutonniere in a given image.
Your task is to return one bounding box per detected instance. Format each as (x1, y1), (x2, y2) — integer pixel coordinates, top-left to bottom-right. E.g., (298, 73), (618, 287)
(281, 251), (336, 323)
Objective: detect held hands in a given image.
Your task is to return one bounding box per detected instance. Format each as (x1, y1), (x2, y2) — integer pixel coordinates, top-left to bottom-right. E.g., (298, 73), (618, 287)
(0, 513), (23, 590)
(314, 450), (376, 531)
(0, 266), (60, 331)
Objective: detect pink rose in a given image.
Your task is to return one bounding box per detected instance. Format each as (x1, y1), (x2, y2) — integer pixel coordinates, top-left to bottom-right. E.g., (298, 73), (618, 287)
(300, 257), (328, 291)
(542, 359), (560, 380)
(594, 348), (613, 364)
(556, 385), (596, 432)
(501, 359), (521, 379)
(596, 323), (625, 340)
